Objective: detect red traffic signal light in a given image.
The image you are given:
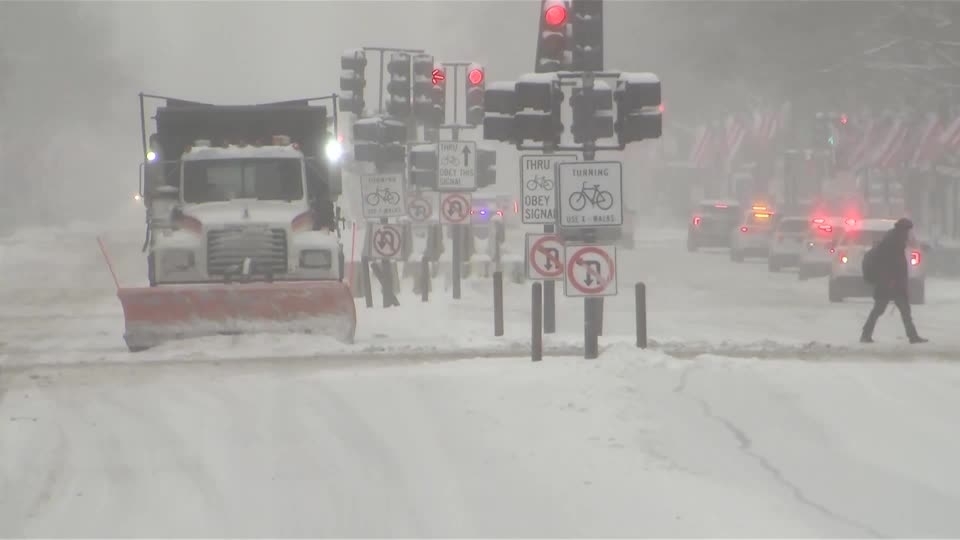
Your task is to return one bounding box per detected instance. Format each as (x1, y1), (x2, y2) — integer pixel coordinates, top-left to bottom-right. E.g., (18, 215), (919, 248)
(544, 4), (567, 27)
(468, 68), (484, 86)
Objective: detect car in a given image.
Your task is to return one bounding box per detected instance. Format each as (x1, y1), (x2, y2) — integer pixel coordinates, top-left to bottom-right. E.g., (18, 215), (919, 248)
(767, 216), (812, 272)
(797, 217), (850, 280)
(687, 199), (741, 251)
(729, 206), (777, 262)
(827, 219), (927, 304)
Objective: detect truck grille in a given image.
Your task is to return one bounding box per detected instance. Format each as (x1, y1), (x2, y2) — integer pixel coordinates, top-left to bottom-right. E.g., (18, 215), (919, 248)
(206, 227), (288, 276)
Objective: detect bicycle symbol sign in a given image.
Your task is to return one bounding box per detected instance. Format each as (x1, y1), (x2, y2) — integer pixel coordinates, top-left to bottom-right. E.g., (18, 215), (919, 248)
(361, 173), (406, 219)
(520, 154), (578, 225)
(557, 161), (623, 228)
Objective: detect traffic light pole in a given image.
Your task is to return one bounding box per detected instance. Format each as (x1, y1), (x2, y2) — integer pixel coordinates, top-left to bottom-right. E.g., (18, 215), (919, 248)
(359, 47), (422, 306)
(439, 61), (477, 301)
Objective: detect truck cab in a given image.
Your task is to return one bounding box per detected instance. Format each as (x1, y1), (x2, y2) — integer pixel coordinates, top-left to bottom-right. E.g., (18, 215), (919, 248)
(140, 98), (344, 287)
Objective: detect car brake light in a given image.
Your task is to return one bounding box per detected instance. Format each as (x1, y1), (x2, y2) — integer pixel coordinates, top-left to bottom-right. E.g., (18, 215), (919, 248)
(496, 210), (503, 217)
(812, 217), (826, 224)
(693, 216), (702, 226)
(714, 204), (728, 209)
(817, 224), (833, 233)
(754, 212), (771, 219)
(829, 248), (836, 254)
(845, 218), (856, 226)
(740, 226), (748, 233)
(910, 251), (920, 266)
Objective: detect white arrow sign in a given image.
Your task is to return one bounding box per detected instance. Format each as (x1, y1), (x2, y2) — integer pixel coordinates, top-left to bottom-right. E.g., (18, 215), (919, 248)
(437, 141), (477, 191)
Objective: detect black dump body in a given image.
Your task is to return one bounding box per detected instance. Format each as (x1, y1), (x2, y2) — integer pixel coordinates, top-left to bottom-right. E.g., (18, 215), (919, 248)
(146, 98), (340, 212)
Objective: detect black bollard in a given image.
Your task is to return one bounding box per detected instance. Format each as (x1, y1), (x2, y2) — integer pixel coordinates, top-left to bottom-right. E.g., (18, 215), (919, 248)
(532, 282), (543, 362)
(635, 282), (647, 349)
(493, 271), (504, 337)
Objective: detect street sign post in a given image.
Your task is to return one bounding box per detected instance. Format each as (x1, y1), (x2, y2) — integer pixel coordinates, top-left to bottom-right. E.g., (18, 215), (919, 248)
(564, 244), (618, 297)
(406, 191), (440, 224)
(525, 233), (564, 280)
(520, 154), (578, 224)
(437, 140), (477, 191)
(360, 173), (406, 219)
(369, 223), (404, 259)
(557, 161), (623, 228)
(439, 192), (472, 225)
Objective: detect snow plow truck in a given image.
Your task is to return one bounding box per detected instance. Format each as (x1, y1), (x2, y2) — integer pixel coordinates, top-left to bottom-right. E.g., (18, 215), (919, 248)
(119, 94), (356, 351)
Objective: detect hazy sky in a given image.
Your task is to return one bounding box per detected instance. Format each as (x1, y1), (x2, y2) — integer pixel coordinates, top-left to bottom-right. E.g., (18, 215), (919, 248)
(2, 1), (671, 228)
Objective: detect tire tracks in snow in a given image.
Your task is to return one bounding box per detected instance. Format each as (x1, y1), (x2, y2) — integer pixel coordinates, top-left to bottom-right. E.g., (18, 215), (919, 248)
(672, 365), (886, 538)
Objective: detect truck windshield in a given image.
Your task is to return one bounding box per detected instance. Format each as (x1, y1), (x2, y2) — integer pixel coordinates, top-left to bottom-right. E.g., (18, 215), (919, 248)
(182, 158), (304, 203)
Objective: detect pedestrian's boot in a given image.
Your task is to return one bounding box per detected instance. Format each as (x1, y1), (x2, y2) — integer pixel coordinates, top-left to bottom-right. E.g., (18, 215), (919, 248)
(859, 331), (874, 344)
(909, 335), (928, 344)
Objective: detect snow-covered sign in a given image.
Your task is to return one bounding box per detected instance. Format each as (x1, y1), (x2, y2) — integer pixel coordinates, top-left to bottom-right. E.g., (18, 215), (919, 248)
(564, 244), (618, 297)
(520, 154), (578, 225)
(360, 173), (406, 219)
(525, 233), (564, 280)
(437, 141), (477, 191)
(557, 161), (623, 228)
(406, 191), (440, 224)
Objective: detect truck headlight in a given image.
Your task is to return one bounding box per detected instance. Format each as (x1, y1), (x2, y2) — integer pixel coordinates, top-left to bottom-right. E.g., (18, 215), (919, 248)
(161, 249), (195, 272)
(300, 250), (332, 269)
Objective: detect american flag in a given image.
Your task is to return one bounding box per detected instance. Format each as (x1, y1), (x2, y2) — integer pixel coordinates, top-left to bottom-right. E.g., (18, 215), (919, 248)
(910, 113), (942, 168)
(940, 114), (960, 160)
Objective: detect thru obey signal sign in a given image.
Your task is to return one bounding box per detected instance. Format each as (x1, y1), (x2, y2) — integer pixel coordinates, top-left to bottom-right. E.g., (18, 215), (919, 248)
(564, 244), (617, 297)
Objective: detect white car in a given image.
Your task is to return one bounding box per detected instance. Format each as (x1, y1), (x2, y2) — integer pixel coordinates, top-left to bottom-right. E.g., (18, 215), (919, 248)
(729, 206), (777, 262)
(827, 219), (926, 304)
(767, 216), (811, 272)
(798, 217), (849, 280)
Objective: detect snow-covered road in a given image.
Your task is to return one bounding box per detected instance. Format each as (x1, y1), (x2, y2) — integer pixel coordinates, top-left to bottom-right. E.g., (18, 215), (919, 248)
(4, 351), (960, 537)
(3, 213), (960, 536)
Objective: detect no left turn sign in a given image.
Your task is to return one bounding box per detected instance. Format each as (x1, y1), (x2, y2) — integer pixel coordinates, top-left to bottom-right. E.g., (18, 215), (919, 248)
(440, 192), (471, 225)
(525, 233), (564, 280)
(564, 244), (617, 297)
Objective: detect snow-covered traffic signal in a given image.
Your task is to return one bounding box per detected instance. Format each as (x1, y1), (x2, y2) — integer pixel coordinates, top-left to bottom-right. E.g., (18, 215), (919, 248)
(386, 52), (412, 117)
(571, 81), (614, 143)
(466, 63), (485, 126)
(571, 0), (603, 71)
(537, 0), (571, 72)
(339, 49), (367, 115)
(514, 73), (564, 143)
(476, 147), (497, 188)
(614, 72), (662, 144)
(413, 54), (437, 126)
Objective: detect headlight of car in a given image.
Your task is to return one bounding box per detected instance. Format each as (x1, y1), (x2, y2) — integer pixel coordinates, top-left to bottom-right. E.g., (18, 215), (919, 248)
(300, 250), (332, 269)
(161, 249), (195, 272)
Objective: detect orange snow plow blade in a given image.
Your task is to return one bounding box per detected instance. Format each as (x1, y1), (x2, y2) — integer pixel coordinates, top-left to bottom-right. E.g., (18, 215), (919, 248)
(117, 281), (357, 352)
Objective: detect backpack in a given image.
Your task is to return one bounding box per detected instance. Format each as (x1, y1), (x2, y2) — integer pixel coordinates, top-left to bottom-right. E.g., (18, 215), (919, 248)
(862, 246), (880, 284)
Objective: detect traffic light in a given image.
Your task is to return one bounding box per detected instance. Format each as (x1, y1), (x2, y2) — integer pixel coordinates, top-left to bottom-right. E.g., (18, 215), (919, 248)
(412, 54), (435, 124)
(339, 48), (367, 115)
(571, 0), (603, 71)
(430, 66), (446, 128)
(514, 73), (563, 143)
(466, 63), (485, 126)
(536, 0), (571, 72)
(409, 144), (438, 188)
(386, 52), (412, 117)
(571, 80), (614, 143)
(352, 116), (406, 164)
(614, 72), (662, 145)
(476, 147), (497, 188)
(482, 82), (517, 142)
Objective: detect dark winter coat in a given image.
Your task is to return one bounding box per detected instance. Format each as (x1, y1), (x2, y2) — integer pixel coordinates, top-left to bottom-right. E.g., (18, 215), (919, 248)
(871, 227), (910, 291)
